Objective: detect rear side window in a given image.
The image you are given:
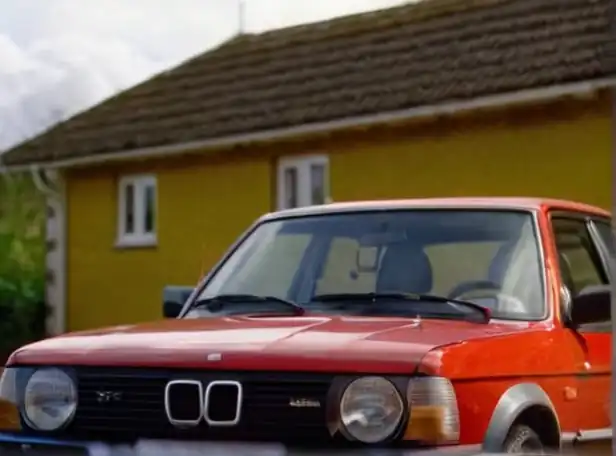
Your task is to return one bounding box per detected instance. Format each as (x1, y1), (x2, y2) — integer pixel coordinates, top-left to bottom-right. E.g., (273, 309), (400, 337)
(552, 218), (607, 295)
(594, 220), (615, 257)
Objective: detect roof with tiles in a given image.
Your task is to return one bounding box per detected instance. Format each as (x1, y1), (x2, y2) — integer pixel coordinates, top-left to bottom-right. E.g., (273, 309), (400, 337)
(1, 0), (612, 166)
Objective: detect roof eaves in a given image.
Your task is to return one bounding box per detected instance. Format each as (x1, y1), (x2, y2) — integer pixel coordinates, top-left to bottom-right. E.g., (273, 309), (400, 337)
(1, 76), (613, 173)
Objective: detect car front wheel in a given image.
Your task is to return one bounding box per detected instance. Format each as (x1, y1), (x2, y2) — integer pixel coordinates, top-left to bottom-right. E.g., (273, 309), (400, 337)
(503, 424), (545, 454)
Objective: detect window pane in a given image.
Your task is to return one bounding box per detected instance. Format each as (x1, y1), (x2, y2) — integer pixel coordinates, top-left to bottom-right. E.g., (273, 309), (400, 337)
(198, 210), (545, 320)
(124, 183), (135, 234)
(594, 221), (615, 256)
(553, 218), (606, 294)
(316, 237), (376, 294)
(310, 164), (326, 205)
(425, 241), (502, 295)
(225, 234), (311, 298)
(283, 167), (298, 209)
(144, 184), (156, 234)
(201, 222), (311, 300)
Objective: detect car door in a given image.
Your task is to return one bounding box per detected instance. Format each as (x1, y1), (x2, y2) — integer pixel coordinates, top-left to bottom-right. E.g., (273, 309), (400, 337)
(550, 214), (611, 443)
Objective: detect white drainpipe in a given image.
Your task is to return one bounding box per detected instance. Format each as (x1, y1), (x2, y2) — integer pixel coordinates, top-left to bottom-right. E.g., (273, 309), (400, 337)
(30, 166), (66, 336)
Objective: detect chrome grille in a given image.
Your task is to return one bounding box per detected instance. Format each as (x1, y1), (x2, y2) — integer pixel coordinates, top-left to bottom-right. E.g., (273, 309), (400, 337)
(60, 368), (333, 443)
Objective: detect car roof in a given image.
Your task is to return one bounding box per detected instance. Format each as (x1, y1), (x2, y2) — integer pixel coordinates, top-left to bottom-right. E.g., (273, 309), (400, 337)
(261, 197), (610, 221)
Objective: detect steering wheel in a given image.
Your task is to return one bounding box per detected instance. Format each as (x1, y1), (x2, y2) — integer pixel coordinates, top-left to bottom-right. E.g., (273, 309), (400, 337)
(446, 280), (502, 300)
(447, 280), (527, 314)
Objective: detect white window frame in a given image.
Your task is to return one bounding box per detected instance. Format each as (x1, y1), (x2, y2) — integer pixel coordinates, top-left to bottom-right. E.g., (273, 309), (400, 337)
(117, 174), (157, 247)
(277, 155), (330, 210)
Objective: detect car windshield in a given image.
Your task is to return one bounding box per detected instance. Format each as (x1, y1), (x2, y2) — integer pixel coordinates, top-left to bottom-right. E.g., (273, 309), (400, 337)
(187, 210), (545, 321)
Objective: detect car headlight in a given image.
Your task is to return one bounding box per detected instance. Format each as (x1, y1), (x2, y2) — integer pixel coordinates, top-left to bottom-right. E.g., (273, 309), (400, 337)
(23, 368), (77, 431)
(340, 376), (404, 443)
(0, 368), (20, 431)
(0, 368), (17, 402)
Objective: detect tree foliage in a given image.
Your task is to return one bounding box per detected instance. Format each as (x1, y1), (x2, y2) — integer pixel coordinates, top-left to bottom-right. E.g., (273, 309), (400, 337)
(0, 173), (47, 360)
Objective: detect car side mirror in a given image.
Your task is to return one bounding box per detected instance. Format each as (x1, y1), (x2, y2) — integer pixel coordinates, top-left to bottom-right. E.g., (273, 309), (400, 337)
(162, 286), (194, 319)
(570, 284), (611, 327)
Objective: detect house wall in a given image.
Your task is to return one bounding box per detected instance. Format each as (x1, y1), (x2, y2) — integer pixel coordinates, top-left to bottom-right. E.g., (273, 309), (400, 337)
(65, 97), (610, 331)
(331, 101), (610, 208)
(66, 157), (272, 330)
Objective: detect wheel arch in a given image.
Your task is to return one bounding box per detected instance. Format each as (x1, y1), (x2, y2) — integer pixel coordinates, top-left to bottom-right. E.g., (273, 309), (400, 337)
(482, 383), (561, 452)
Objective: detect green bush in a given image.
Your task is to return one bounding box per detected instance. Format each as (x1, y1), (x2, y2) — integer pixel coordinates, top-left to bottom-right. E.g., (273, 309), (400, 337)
(0, 173), (47, 360)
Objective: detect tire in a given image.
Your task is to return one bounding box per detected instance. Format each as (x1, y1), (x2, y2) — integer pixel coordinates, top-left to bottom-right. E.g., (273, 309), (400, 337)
(503, 424), (545, 454)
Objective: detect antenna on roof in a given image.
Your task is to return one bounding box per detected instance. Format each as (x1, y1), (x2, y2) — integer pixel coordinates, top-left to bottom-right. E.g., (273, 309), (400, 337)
(238, 0), (246, 35)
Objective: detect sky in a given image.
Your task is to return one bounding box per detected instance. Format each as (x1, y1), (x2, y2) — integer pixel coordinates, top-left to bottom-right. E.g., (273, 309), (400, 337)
(0, 0), (407, 152)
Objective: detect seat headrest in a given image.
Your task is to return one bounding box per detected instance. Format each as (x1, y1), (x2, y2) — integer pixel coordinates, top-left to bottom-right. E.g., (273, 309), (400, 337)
(376, 243), (433, 294)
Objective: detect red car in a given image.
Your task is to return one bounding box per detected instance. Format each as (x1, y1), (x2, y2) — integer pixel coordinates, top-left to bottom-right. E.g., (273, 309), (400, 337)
(0, 197), (612, 455)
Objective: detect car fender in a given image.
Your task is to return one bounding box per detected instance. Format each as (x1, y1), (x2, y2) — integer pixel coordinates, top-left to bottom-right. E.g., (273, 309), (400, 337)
(482, 382), (560, 452)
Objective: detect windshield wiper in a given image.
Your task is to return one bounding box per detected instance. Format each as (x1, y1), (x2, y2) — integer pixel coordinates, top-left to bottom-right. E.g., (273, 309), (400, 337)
(191, 294), (305, 316)
(310, 292), (490, 322)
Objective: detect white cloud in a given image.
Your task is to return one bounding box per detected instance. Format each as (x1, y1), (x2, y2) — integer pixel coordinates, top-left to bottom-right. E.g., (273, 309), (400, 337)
(0, 0), (407, 153)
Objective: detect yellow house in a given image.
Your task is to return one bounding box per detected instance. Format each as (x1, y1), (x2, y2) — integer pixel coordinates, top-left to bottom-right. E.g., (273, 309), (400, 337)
(0, 0), (612, 333)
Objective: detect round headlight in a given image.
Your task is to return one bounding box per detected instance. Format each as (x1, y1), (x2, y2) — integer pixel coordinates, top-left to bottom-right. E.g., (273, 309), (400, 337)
(23, 368), (77, 431)
(340, 376), (404, 443)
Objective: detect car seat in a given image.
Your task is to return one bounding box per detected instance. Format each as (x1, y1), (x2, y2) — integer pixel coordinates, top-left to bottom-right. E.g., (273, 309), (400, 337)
(487, 241), (517, 286)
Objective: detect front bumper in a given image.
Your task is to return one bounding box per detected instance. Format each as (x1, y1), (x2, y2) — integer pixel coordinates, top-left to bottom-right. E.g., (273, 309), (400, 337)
(0, 433), (483, 456)
(0, 433), (87, 456)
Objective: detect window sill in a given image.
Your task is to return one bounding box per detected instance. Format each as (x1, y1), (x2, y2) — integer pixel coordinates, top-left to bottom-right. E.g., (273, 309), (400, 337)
(115, 236), (158, 250)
